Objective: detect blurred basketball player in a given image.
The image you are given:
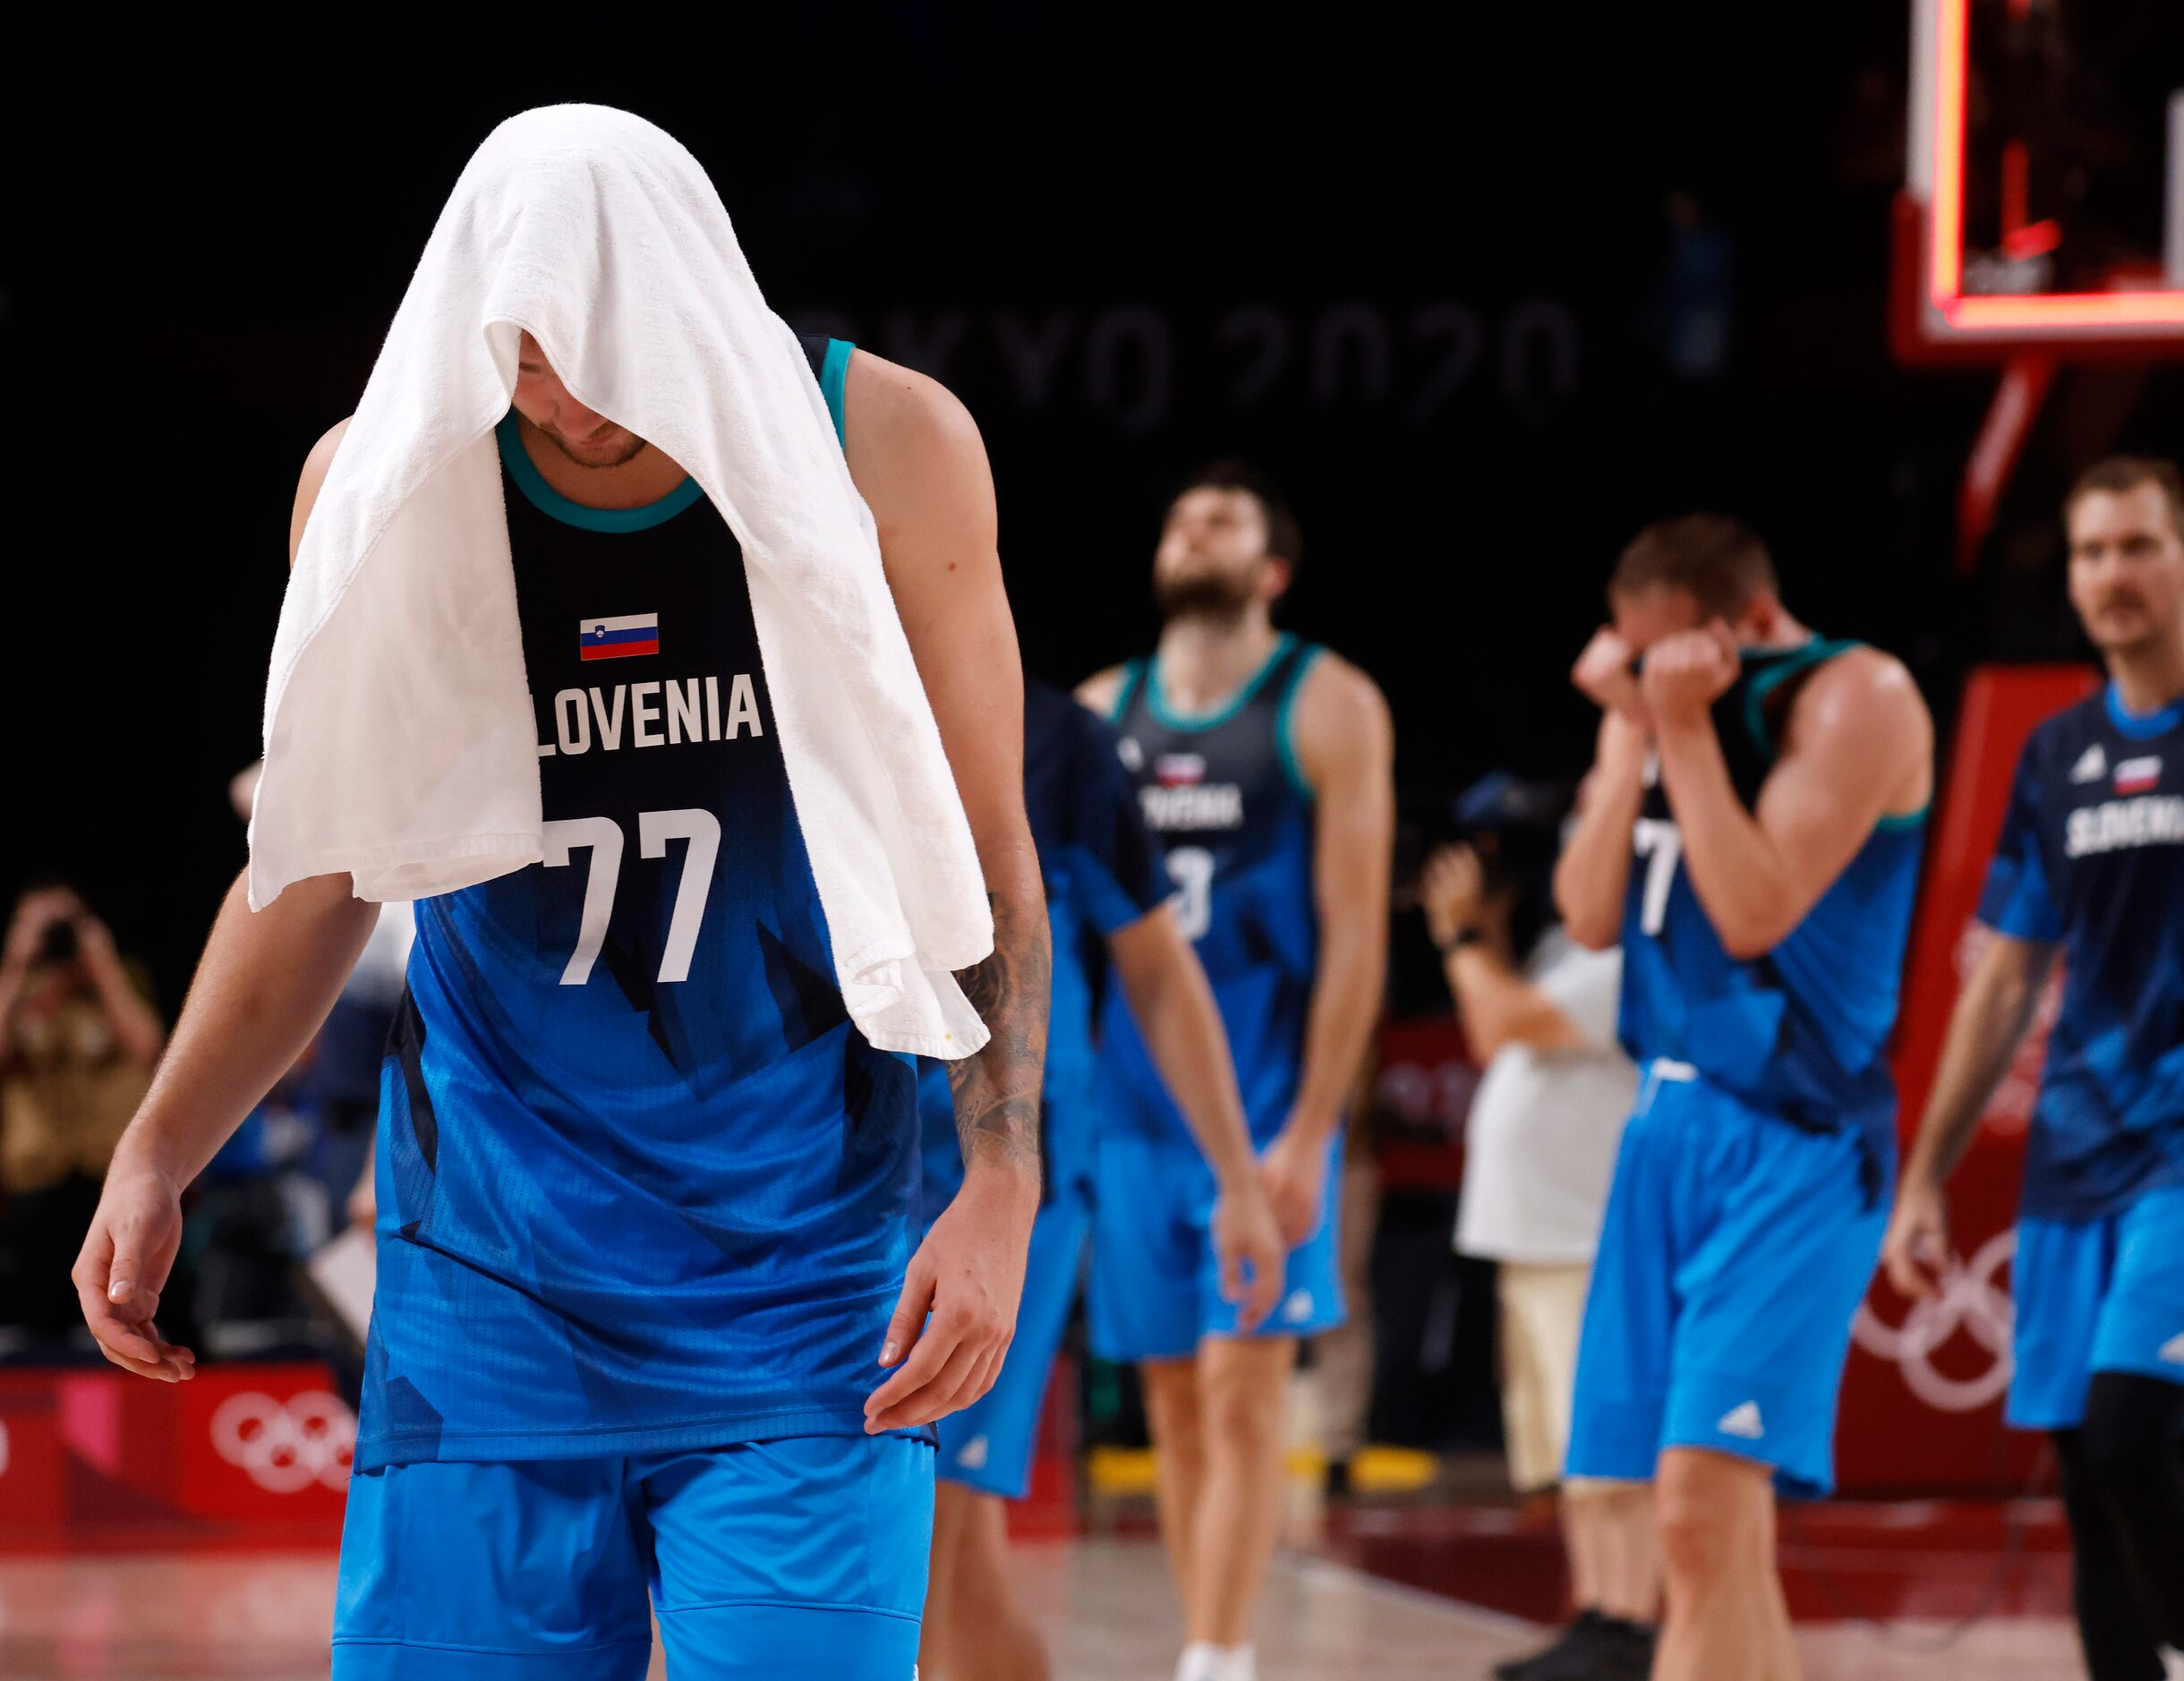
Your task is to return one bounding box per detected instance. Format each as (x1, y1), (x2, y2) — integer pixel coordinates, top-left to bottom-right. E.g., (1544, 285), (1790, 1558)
(1886, 457), (2184, 1678)
(73, 329), (1046, 1678)
(1556, 516), (1933, 1681)
(917, 679), (1285, 1681)
(1079, 462), (1395, 1681)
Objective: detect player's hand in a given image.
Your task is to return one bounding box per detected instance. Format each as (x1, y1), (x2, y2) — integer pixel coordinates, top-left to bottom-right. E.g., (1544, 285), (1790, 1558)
(1881, 1177), (1953, 1301)
(4, 889), (74, 968)
(1420, 845), (1487, 949)
(1571, 627), (1648, 725)
(1638, 619), (1740, 729)
(1259, 1125), (1329, 1249)
(73, 1162), (195, 1381)
(1211, 1170), (1287, 1334)
(866, 1159), (1035, 1433)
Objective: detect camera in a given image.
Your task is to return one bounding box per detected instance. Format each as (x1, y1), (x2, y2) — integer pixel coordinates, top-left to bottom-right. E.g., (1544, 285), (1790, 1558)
(38, 917), (81, 966)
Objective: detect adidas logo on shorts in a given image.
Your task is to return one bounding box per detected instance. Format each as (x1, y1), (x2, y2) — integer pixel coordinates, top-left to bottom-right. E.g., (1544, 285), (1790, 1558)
(1717, 1401), (1765, 1439)
(956, 1436), (990, 1470)
(1282, 1290), (1315, 1324)
(2159, 1332), (2184, 1366)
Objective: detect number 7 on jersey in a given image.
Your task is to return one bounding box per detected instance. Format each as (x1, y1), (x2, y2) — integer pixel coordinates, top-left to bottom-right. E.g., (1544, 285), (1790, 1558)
(542, 808), (721, 985)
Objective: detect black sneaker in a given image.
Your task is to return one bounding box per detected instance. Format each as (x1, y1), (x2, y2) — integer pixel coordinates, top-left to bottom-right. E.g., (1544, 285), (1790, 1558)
(1588, 1617), (1657, 1680)
(1492, 1610), (1605, 1680)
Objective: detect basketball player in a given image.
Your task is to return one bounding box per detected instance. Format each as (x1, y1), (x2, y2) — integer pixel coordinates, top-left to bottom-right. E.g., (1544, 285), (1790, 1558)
(1885, 457), (2184, 1678)
(1556, 515), (1933, 1681)
(918, 678), (1287, 1681)
(1079, 462), (1395, 1681)
(73, 324), (1048, 1678)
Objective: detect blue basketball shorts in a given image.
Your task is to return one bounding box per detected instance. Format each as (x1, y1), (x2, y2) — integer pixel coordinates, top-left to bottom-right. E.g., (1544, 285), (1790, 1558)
(1565, 1062), (1889, 1498)
(1089, 1128), (1345, 1363)
(935, 1182), (1089, 1499)
(332, 1433), (933, 1678)
(2009, 1181), (2184, 1429)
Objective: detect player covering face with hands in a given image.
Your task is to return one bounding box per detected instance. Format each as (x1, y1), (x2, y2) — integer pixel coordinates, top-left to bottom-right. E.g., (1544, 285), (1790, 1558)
(1556, 515), (1932, 1681)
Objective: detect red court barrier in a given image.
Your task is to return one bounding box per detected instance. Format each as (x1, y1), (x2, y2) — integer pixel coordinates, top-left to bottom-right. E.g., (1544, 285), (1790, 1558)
(0, 1361), (351, 1550)
(1835, 663), (2099, 1494)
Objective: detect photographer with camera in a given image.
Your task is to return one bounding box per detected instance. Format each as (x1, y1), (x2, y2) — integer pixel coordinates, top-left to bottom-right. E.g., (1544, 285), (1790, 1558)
(1, 883), (166, 1344)
(1420, 773), (1654, 1681)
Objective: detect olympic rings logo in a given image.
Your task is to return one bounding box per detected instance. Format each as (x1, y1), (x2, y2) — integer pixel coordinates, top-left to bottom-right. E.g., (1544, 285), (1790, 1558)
(209, 1391), (356, 1493)
(1852, 1230), (2015, 1413)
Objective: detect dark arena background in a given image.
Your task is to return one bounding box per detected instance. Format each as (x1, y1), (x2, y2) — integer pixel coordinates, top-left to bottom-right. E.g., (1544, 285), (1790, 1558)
(4, 6), (2183, 1677)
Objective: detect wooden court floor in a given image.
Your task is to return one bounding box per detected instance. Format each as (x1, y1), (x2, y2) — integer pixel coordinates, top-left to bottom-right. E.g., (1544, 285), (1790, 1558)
(0, 1534), (2100, 1679)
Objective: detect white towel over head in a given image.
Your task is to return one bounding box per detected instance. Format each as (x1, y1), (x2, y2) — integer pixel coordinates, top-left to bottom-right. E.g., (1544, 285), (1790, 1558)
(250, 103), (993, 1059)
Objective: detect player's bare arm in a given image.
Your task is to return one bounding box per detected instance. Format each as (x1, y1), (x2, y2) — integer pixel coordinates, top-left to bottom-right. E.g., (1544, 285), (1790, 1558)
(844, 350), (1050, 1433)
(1881, 930), (2057, 1299)
(1106, 903), (1285, 1331)
(1263, 653), (1394, 1243)
(1647, 629), (1932, 960)
(1556, 629), (1652, 950)
(75, 427), (380, 1384)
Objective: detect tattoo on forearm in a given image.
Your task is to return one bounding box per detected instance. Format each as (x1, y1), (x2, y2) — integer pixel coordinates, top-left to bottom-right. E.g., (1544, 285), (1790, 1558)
(947, 886), (1050, 1173)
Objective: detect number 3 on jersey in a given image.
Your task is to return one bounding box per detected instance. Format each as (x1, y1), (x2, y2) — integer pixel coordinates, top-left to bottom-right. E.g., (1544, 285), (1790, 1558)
(543, 808), (721, 986)
(1633, 816), (1682, 937)
(1166, 845), (1216, 942)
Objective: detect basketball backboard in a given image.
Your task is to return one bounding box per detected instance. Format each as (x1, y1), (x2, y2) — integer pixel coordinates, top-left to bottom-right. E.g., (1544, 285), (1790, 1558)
(1895, 0), (2184, 363)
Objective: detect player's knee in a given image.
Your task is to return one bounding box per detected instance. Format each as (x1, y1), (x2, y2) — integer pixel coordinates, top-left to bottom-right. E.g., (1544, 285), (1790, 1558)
(1142, 1366), (1201, 1436)
(1200, 1375), (1284, 1459)
(2078, 1372), (2184, 1492)
(1654, 1463), (1765, 1587)
(1654, 1492), (1738, 1586)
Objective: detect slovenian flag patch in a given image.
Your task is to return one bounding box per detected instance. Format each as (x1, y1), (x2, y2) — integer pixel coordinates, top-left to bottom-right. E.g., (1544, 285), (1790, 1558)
(2115, 755), (2161, 795)
(578, 613), (658, 661)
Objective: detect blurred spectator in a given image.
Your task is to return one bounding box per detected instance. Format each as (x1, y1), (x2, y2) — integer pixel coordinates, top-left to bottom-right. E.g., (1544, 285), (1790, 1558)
(1648, 188), (1736, 383)
(0, 883), (166, 1343)
(1422, 773), (1656, 1681)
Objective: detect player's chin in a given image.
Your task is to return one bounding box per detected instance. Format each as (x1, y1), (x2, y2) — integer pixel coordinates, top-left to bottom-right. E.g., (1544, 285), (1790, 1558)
(2088, 608), (2149, 644)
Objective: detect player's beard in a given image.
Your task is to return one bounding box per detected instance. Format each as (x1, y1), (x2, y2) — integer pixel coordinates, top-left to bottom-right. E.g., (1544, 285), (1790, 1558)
(1155, 569), (1258, 626)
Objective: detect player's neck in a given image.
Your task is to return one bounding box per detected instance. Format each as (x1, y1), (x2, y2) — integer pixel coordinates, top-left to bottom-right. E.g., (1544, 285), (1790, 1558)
(1155, 612), (1283, 714)
(2106, 632), (2184, 718)
(1744, 609), (1813, 652)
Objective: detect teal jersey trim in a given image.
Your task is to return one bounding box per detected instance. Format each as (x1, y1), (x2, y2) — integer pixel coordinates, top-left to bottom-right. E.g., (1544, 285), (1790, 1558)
(2106, 680), (2184, 741)
(1109, 659), (1147, 726)
(819, 338), (853, 448)
(495, 412), (705, 533)
(1147, 632), (1299, 732)
(1743, 636), (1929, 829)
(1275, 643), (1327, 798)
(1741, 636), (1859, 764)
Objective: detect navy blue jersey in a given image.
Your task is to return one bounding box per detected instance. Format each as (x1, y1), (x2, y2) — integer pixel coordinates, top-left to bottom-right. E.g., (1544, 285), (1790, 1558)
(1617, 639), (1924, 1190)
(916, 681), (1171, 1221)
(1979, 683), (2184, 1220)
(1096, 635), (1324, 1148)
(360, 337), (918, 1469)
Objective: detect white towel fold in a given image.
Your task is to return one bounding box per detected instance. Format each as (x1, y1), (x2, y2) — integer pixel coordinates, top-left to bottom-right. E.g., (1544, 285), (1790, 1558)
(250, 104), (993, 1059)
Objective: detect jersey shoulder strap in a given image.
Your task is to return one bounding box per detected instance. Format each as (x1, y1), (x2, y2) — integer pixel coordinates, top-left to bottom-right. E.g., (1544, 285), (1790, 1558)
(1272, 637), (1327, 797)
(1740, 636), (1862, 764)
(1110, 657), (1152, 726)
(795, 334), (853, 447)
